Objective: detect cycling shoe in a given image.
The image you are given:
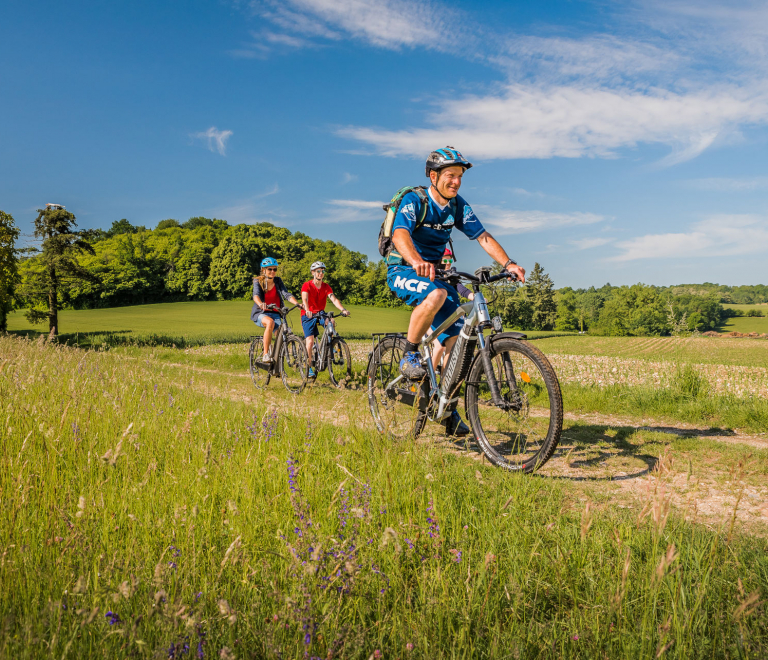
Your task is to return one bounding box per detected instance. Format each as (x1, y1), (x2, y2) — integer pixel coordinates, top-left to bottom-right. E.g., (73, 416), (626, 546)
(399, 351), (426, 380)
(443, 411), (470, 437)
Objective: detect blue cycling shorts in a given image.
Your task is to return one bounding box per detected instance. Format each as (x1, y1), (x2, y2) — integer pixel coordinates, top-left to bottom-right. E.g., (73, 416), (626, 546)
(386, 265), (464, 345)
(254, 312), (282, 328)
(301, 315), (327, 338)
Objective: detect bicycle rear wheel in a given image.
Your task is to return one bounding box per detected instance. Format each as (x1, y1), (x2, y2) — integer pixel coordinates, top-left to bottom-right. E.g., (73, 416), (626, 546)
(367, 335), (426, 438)
(249, 337), (272, 389)
(465, 337), (562, 473)
(328, 337), (352, 388)
(281, 335), (309, 394)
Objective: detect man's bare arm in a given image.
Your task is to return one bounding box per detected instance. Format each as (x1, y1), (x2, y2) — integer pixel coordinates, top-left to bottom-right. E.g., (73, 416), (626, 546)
(392, 228), (435, 281)
(476, 231), (526, 283)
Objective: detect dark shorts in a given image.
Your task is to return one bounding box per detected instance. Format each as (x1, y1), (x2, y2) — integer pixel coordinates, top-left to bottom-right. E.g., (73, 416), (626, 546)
(301, 315), (327, 338)
(386, 265), (464, 345)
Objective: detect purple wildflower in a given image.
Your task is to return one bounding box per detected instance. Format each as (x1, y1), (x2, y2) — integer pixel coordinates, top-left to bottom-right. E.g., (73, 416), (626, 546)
(105, 611), (121, 625)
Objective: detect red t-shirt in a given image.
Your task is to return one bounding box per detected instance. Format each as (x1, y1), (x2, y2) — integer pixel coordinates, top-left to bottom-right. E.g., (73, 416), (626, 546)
(263, 283), (280, 309)
(301, 281), (333, 316)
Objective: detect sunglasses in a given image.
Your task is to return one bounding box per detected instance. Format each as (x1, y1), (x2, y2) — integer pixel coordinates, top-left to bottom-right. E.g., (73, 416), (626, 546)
(265, 267), (277, 272)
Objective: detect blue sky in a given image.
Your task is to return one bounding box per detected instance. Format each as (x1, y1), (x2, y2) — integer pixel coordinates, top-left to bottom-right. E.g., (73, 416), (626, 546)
(2, 0), (767, 288)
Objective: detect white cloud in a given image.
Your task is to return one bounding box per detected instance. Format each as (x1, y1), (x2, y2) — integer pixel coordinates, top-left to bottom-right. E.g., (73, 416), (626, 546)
(341, 172), (358, 184)
(339, 82), (768, 162)
(191, 127), (233, 156)
(611, 214), (768, 261)
(570, 237), (613, 250)
(248, 0), (455, 52)
(256, 183), (280, 198)
(494, 35), (678, 84)
(684, 176), (768, 191)
(315, 198), (385, 223)
(476, 206), (605, 234)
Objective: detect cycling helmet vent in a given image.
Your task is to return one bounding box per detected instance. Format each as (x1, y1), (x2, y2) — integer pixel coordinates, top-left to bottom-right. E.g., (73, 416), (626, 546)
(426, 146), (472, 177)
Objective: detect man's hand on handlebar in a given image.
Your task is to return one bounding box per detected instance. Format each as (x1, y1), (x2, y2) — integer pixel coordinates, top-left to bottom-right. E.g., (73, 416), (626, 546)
(506, 263), (526, 284)
(413, 260), (435, 281)
(341, 310), (350, 317)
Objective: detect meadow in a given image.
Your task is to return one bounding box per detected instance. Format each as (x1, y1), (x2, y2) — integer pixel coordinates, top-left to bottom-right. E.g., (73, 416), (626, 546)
(1, 321), (767, 658)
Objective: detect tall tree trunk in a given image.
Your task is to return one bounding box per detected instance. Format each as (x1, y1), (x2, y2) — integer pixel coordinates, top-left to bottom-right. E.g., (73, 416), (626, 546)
(48, 262), (58, 336)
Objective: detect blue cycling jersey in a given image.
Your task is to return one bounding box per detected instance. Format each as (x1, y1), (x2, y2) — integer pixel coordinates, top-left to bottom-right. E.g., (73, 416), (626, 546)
(391, 188), (485, 262)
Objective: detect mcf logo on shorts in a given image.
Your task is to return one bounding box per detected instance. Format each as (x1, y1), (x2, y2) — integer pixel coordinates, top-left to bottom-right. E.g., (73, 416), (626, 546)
(393, 275), (430, 293)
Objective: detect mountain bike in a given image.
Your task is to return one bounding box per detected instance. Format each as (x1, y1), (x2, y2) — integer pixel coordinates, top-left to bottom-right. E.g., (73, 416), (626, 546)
(367, 268), (563, 473)
(249, 304), (309, 394)
(307, 310), (353, 388)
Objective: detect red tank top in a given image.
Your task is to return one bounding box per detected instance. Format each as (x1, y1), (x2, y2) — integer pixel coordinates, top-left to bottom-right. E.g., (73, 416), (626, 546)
(263, 282), (280, 308)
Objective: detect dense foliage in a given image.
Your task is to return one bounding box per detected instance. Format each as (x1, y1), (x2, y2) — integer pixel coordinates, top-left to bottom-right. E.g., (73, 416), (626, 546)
(18, 218), (399, 311)
(0, 210), (21, 332)
(13, 215), (759, 337)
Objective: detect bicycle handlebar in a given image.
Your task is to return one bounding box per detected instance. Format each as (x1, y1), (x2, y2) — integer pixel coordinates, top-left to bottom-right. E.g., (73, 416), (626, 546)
(262, 303), (303, 315)
(435, 268), (518, 285)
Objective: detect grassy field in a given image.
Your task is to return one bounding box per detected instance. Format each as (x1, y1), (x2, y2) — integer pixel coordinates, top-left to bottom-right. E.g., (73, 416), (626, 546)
(1, 335), (767, 659)
(5, 301), (573, 346)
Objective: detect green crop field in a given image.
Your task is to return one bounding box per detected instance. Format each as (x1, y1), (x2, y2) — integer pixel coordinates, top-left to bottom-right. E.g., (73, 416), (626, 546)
(5, 302), (572, 346)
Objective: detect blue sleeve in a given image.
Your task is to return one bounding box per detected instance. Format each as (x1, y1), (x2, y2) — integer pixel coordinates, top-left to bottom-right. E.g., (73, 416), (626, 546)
(391, 192), (424, 235)
(455, 198), (485, 240)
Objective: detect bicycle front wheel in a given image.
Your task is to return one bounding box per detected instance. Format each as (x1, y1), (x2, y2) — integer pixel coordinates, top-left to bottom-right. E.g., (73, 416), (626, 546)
(367, 335), (426, 439)
(249, 337), (272, 389)
(280, 335), (309, 394)
(465, 337), (562, 473)
(328, 337), (352, 388)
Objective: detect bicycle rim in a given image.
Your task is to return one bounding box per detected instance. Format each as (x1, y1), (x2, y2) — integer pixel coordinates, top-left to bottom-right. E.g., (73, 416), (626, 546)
(281, 336), (308, 394)
(465, 338), (562, 473)
(328, 338), (352, 388)
(367, 336), (425, 438)
(249, 337), (272, 389)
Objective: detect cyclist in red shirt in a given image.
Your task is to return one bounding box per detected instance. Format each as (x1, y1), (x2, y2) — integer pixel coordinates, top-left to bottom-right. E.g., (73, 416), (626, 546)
(301, 261), (350, 378)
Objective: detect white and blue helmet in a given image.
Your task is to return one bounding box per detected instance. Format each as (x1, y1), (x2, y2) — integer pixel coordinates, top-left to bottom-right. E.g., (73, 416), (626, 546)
(310, 261), (326, 272)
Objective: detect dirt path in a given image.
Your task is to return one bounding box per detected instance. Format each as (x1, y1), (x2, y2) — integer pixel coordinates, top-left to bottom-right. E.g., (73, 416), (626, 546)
(145, 357), (768, 533)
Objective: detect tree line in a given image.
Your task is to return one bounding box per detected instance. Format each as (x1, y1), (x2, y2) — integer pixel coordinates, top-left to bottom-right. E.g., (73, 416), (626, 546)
(0, 207), (759, 337)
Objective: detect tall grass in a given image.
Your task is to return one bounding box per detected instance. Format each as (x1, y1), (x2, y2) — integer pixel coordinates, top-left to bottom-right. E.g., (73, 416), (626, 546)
(0, 335), (766, 658)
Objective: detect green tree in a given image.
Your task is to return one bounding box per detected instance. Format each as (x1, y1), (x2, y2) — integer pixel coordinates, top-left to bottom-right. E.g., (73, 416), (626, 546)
(0, 210), (21, 332)
(156, 219), (180, 230)
(554, 288), (578, 331)
(21, 207), (96, 335)
(106, 219), (144, 237)
(527, 262), (557, 330)
(593, 285), (669, 336)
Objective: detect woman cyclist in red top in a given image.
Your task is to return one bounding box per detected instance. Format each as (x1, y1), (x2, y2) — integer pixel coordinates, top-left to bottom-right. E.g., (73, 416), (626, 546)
(251, 257), (301, 362)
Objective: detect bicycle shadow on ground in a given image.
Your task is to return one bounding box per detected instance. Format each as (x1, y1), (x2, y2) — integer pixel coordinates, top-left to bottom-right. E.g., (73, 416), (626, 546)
(425, 421), (735, 483)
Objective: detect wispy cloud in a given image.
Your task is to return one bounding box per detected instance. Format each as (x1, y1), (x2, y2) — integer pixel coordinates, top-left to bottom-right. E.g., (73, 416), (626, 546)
(318, 198), (384, 223)
(339, 82), (768, 163)
(191, 126), (233, 155)
(570, 237), (613, 250)
(341, 172), (358, 184)
(610, 215), (768, 261)
(476, 206), (605, 234)
(683, 176), (768, 191)
(256, 183), (280, 198)
(243, 0), (458, 54)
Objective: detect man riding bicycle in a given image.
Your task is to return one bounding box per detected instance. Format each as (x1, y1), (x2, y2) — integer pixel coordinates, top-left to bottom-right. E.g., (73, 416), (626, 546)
(301, 260), (350, 379)
(252, 257), (301, 363)
(387, 146), (526, 436)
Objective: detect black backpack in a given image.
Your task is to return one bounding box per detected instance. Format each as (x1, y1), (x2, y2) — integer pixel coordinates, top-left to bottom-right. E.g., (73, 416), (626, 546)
(378, 185), (456, 262)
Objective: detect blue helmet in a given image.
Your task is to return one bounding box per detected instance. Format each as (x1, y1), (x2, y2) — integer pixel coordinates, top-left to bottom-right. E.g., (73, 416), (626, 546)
(425, 146), (472, 177)
(261, 257), (278, 268)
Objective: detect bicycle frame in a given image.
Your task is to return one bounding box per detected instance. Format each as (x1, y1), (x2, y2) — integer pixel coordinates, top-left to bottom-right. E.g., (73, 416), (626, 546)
(254, 305), (300, 376)
(313, 313), (336, 371)
(377, 272), (511, 422)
